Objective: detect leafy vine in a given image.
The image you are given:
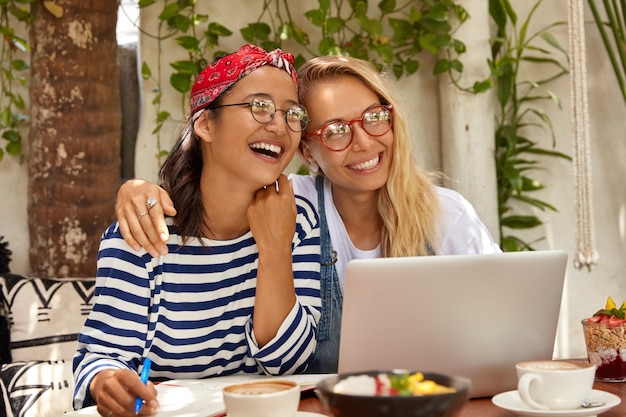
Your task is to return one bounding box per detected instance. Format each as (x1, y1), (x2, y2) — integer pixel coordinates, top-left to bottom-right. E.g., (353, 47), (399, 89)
(0, 0), (33, 162)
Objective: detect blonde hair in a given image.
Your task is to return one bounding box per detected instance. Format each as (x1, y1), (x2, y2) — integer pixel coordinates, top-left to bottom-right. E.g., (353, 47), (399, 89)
(298, 56), (440, 257)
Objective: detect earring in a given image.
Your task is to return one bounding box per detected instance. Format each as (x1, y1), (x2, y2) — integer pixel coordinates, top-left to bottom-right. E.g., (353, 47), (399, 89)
(309, 163), (319, 174)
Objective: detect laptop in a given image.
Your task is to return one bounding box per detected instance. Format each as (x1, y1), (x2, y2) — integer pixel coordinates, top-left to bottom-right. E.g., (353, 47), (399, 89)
(337, 250), (568, 398)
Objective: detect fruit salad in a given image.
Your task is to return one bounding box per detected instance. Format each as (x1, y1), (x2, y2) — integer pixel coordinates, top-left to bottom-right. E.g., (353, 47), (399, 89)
(582, 296), (626, 381)
(333, 372), (456, 396)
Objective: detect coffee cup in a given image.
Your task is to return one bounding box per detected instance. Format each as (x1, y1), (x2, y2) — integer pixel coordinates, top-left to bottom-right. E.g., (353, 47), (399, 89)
(516, 360), (596, 410)
(222, 379), (300, 417)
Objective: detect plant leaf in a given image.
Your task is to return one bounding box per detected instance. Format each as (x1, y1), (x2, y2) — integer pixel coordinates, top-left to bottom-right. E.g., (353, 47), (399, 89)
(43, 1), (63, 18)
(501, 215), (543, 229)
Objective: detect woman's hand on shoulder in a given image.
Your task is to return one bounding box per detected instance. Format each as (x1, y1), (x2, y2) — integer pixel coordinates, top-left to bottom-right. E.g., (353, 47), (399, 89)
(116, 179), (176, 257)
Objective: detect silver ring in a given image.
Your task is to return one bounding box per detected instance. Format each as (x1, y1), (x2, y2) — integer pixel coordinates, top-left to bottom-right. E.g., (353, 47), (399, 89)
(107, 411), (113, 417)
(138, 211), (149, 221)
(146, 197), (158, 210)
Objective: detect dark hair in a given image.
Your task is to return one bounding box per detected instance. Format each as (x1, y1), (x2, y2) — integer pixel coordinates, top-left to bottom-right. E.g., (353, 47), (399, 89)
(159, 93), (228, 243)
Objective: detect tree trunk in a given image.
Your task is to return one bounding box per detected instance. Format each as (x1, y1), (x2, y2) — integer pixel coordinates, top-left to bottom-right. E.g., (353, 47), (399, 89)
(28, 0), (120, 277)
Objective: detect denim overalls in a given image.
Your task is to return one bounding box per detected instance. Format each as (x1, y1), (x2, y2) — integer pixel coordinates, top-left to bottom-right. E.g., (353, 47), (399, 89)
(305, 175), (343, 374)
(304, 175), (435, 373)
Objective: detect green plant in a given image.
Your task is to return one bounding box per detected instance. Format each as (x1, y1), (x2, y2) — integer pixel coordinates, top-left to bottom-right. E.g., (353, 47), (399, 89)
(588, 0), (626, 103)
(240, 0), (470, 79)
(489, 0), (571, 251)
(0, 0), (33, 162)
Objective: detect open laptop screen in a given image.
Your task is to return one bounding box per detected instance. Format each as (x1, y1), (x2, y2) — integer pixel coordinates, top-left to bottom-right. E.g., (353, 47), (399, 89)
(337, 250), (568, 398)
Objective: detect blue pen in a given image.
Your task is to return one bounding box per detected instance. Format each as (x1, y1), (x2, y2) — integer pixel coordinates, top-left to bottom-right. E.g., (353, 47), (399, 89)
(134, 357), (152, 414)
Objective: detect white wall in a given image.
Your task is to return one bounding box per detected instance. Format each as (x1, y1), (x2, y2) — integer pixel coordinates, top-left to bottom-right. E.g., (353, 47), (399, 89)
(0, 155), (29, 274)
(1, 0), (624, 359)
(520, 1), (626, 359)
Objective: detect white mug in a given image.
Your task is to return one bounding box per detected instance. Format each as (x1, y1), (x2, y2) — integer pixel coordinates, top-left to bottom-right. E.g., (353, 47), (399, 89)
(222, 379), (300, 417)
(516, 360), (596, 410)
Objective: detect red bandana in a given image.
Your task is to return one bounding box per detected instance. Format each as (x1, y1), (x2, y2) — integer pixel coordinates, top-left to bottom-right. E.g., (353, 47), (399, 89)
(189, 44), (298, 117)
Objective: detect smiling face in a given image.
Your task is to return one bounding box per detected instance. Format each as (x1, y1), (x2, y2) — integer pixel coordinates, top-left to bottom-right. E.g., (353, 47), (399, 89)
(301, 75), (394, 197)
(195, 66), (302, 191)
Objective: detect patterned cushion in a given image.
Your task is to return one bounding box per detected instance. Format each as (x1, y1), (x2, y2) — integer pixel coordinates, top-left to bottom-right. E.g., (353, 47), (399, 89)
(0, 360), (74, 417)
(0, 274), (96, 362)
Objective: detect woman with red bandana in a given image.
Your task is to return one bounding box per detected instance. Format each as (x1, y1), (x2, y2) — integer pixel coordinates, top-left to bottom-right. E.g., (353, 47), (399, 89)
(115, 52), (500, 376)
(72, 44), (321, 416)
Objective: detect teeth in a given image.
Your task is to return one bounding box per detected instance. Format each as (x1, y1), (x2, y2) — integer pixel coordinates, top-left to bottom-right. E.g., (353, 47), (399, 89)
(349, 155), (379, 170)
(249, 142), (282, 155)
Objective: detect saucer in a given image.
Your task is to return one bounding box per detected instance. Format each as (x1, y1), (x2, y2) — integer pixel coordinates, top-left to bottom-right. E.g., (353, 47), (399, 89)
(492, 389), (621, 416)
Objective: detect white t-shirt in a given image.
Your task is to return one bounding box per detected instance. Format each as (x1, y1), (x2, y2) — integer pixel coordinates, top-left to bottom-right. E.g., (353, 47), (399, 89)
(290, 174), (502, 288)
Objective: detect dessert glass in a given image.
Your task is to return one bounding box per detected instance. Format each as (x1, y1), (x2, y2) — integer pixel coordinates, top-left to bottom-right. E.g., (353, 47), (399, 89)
(581, 318), (626, 382)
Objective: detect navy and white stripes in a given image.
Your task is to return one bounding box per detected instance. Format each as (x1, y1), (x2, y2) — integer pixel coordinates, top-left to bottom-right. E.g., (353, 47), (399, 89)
(73, 197), (321, 409)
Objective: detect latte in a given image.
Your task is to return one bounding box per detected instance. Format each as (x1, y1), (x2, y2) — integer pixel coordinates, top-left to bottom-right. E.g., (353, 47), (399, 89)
(516, 360), (596, 410)
(224, 380), (296, 395)
(222, 379), (300, 417)
(517, 360), (592, 372)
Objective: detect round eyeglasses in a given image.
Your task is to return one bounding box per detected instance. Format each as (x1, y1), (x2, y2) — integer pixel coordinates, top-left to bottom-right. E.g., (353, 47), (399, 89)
(209, 95), (310, 132)
(304, 104), (393, 151)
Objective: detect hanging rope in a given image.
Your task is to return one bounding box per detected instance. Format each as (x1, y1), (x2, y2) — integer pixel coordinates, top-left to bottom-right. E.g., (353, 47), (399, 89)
(568, 0), (598, 271)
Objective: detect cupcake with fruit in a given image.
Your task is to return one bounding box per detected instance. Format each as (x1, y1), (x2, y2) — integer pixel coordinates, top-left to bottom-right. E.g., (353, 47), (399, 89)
(581, 296), (626, 381)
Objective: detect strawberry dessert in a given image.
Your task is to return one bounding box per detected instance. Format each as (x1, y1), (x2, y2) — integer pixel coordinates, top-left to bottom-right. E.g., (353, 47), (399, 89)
(582, 296), (626, 381)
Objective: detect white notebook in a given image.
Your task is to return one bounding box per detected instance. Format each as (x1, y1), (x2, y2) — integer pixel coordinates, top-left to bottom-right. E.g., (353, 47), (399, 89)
(338, 250), (568, 398)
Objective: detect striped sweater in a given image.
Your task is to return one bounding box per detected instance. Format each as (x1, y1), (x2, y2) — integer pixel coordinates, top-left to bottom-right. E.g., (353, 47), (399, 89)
(73, 197), (321, 409)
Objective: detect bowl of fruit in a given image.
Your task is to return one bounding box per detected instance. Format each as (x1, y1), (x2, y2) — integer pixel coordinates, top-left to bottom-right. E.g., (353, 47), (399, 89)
(315, 370), (471, 417)
(581, 296), (626, 382)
